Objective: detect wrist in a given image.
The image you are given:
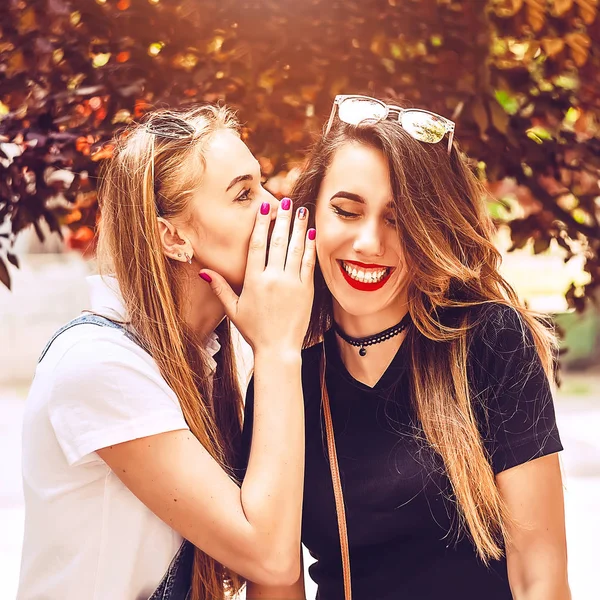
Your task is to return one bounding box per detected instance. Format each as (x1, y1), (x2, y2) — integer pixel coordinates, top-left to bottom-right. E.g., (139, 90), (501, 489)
(254, 346), (302, 367)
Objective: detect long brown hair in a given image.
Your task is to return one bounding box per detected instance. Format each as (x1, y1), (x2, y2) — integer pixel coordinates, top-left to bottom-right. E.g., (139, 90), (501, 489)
(293, 116), (557, 562)
(96, 105), (244, 599)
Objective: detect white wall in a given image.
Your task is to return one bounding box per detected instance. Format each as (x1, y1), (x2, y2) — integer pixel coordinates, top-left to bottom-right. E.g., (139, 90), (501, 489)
(0, 252), (91, 384)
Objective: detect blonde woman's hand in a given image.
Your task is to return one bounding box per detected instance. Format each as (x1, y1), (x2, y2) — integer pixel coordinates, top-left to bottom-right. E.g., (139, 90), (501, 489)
(200, 198), (316, 355)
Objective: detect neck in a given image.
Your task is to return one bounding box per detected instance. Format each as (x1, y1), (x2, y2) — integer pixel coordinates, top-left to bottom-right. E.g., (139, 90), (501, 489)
(331, 295), (410, 387)
(180, 267), (226, 343)
(332, 295), (408, 339)
(334, 325), (409, 388)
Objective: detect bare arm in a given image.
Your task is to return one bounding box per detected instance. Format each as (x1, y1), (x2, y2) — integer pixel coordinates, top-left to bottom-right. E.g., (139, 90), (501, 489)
(98, 201), (315, 586)
(98, 350), (303, 586)
(246, 552), (306, 599)
(498, 453), (570, 600)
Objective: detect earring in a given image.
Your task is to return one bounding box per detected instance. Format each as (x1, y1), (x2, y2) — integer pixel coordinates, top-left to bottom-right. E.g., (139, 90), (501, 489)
(177, 253), (182, 257)
(184, 252), (192, 264)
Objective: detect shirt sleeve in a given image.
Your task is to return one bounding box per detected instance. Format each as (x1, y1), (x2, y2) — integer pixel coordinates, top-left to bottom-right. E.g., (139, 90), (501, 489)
(468, 304), (563, 474)
(48, 335), (189, 467)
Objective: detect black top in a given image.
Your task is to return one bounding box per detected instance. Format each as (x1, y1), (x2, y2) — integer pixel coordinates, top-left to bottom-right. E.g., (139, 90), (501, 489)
(240, 304), (563, 600)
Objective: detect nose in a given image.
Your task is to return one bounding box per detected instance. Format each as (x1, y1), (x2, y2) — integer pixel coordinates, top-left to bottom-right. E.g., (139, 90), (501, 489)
(352, 219), (384, 258)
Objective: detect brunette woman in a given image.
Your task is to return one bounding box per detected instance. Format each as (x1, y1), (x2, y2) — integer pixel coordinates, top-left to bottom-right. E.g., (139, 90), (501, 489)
(244, 95), (569, 600)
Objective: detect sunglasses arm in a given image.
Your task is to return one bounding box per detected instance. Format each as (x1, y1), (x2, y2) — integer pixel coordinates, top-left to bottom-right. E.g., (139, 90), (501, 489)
(447, 128), (455, 155)
(324, 102), (338, 136)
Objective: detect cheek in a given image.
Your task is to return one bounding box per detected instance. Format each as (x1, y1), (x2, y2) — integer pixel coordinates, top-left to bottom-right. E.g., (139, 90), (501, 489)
(314, 216), (342, 268)
(192, 208), (255, 269)
(315, 209), (347, 250)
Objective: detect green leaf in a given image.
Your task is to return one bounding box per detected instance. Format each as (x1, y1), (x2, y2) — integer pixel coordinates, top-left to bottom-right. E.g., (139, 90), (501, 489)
(430, 34), (443, 48)
(494, 90), (519, 115)
(526, 126), (552, 143)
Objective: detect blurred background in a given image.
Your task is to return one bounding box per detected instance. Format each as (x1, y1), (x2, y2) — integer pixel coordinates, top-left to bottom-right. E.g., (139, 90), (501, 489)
(1, 0), (599, 598)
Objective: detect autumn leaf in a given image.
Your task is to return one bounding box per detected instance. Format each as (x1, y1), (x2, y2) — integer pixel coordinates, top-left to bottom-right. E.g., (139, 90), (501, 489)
(575, 0), (598, 25)
(541, 38), (565, 58)
(550, 0), (574, 17)
(7, 253), (19, 269)
(565, 32), (591, 67)
(493, 0), (524, 17)
(0, 258), (11, 291)
(525, 0), (546, 31)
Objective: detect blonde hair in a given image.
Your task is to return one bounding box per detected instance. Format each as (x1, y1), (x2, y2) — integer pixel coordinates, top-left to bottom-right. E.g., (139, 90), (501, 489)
(294, 117), (557, 563)
(96, 105), (244, 599)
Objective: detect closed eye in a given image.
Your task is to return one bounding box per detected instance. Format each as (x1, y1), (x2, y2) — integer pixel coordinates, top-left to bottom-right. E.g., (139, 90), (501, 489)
(331, 205), (359, 219)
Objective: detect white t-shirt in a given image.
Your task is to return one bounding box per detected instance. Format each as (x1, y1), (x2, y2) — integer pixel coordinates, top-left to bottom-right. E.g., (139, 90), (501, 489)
(17, 275), (225, 600)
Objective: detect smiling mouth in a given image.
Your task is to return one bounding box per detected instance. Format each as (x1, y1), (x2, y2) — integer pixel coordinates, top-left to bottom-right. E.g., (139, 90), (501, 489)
(337, 260), (394, 291)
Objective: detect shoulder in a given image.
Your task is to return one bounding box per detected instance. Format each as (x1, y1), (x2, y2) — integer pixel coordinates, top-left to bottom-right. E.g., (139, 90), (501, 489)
(46, 324), (171, 399)
(465, 303), (553, 402)
(467, 302), (535, 354)
(464, 302), (553, 400)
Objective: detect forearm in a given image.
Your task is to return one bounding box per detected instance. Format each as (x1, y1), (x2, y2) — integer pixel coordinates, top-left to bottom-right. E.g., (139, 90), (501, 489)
(241, 349), (305, 574)
(246, 567), (306, 599)
(512, 580), (571, 600)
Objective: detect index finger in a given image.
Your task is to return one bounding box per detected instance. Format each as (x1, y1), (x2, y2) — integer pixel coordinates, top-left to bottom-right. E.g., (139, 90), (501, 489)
(245, 201), (272, 275)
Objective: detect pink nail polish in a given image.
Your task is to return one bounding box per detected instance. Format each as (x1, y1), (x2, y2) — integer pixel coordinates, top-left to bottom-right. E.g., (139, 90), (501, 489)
(260, 202), (270, 215)
(308, 228), (316, 241)
(199, 272), (212, 283)
(281, 197), (291, 211)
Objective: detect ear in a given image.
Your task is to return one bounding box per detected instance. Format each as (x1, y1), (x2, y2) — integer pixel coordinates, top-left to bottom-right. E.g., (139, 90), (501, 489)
(157, 217), (194, 263)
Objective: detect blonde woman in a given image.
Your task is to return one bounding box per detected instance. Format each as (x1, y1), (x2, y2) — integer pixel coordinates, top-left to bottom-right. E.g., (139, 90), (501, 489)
(18, 105), (316, 600)
(244, 96), (569, 599)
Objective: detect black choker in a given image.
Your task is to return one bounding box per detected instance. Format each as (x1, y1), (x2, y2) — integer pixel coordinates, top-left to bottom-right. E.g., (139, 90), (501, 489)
(333, 313), (411, 356)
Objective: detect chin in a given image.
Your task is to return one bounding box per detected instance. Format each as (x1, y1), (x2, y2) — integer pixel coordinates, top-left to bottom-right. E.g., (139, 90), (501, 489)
(328, 276), (403, 320)
(333, 297), (389, 318)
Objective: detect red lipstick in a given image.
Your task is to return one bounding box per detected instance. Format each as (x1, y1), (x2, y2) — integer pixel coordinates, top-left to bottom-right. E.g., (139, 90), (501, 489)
(337, 260), (394, 292)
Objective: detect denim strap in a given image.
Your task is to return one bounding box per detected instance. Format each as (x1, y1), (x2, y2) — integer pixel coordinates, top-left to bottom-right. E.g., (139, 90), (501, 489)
(37, 314), (134, 363)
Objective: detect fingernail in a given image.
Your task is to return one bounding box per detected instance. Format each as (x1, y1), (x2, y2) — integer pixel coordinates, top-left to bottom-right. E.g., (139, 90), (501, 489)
(308, 228), (316, 241)
(199, 272), (212, 283)
(281, 197), (291, 211)
(297, 207), (307, 220)
(260, 202), (270, 215)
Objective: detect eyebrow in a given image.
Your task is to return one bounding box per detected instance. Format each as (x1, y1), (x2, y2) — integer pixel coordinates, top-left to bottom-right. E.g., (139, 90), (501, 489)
(226, 174), (253, 192)
(330, 191), (365, 204)
(330, 190), (396, 209)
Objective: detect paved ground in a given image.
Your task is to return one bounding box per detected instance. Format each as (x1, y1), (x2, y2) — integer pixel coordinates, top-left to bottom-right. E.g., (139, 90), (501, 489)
(1, 373), (599, 599)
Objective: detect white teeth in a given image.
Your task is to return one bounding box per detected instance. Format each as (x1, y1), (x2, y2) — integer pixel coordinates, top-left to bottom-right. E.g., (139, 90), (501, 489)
(342, 262), (389, 284)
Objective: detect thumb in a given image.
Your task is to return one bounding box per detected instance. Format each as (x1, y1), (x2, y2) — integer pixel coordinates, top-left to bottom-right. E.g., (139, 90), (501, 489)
(199, 270), (239, 319)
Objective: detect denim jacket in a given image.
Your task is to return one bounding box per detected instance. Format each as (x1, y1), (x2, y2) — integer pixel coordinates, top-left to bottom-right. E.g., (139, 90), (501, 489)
(39, 314), (194, 600)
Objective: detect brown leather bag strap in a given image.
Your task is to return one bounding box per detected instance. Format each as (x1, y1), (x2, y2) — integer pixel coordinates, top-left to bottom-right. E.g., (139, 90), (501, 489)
(320, 345), (352, 600)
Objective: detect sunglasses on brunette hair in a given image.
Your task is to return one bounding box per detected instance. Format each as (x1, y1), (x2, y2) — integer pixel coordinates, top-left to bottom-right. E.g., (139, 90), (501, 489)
(325, 94), (456, 155)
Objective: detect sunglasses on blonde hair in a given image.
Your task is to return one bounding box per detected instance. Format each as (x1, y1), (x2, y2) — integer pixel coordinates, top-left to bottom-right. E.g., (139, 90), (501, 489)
(325, 94), (456, 155)
(144, 116), (196, 139)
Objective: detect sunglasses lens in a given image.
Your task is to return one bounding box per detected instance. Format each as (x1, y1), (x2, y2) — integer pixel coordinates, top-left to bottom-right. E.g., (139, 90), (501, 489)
(401, 111), (446, 143)
(338, 97), (387, 126)
(146, 117), (195, 139)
